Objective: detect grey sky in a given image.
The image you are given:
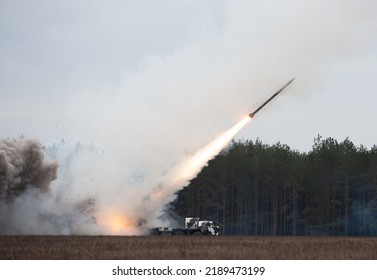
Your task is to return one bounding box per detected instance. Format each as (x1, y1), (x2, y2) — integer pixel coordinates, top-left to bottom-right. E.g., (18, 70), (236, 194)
(1, 0), (377, 152)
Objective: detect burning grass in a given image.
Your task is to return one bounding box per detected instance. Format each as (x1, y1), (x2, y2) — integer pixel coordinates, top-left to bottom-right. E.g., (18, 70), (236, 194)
(1, 236), (377, 260)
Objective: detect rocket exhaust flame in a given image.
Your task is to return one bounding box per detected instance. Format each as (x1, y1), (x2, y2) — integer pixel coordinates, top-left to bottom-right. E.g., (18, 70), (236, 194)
(176, 116), (251, 182)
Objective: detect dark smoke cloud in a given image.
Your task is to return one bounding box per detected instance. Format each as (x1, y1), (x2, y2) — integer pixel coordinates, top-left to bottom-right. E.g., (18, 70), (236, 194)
(0, 139), (104, 234)
(0, 139), (58, 198)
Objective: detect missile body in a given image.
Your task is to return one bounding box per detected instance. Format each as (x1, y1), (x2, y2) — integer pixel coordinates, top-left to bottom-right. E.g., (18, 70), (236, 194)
(249, 78), (295, 118)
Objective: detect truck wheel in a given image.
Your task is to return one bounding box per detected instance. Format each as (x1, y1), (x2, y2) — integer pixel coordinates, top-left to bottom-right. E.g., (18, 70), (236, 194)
(191, 231), (202, 235)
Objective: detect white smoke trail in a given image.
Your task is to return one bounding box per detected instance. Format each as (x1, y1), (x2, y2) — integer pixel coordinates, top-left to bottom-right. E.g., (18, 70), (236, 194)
(136, 116), (252, 230)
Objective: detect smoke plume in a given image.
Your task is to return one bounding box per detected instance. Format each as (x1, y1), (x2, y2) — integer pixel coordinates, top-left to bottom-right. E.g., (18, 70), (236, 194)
(0, 139), (58, 198)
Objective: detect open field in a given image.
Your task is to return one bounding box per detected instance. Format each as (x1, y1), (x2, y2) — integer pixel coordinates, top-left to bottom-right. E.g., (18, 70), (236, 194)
(1, 236), (377, 260)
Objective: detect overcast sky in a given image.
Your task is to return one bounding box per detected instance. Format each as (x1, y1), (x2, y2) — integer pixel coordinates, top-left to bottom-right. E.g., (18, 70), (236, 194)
(1, 0), (377, 152)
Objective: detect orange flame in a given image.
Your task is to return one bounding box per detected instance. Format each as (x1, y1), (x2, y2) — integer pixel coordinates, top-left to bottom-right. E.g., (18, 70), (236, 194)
(98, 211), (138, 235)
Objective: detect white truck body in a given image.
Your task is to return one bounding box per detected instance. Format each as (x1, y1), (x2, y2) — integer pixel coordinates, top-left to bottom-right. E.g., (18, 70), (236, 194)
(153, 217), (221, 236)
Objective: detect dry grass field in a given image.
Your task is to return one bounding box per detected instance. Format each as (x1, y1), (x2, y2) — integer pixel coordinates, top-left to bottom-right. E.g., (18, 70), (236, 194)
(1, 236), (377, 260)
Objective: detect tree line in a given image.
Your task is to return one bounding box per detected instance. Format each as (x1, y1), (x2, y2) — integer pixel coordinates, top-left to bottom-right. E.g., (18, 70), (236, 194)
(171, 136), (377, 236)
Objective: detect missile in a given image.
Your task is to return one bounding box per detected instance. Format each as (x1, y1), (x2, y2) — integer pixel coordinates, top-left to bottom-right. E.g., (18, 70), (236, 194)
(249, 78), (295, 118)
